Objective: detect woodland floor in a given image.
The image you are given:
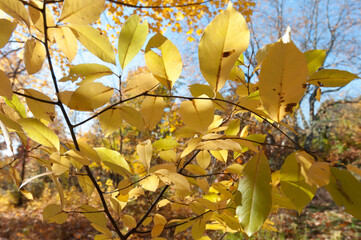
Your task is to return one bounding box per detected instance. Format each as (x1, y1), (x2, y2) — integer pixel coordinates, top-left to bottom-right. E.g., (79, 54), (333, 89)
(0, 190), (360, 240)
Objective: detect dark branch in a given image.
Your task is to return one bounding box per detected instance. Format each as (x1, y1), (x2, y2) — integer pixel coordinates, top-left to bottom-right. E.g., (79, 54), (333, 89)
(108, 0), (212, 9)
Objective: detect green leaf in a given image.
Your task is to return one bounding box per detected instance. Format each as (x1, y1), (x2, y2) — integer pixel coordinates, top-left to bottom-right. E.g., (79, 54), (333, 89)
(118, 14), (148, 69)
(0, 0), (30, 28)
(69, 24), (115, 64)
(280, 153), (317, 211)
(5, 95), (27, 118)
(18, 118), (60, 151)
(0, 70), (13, 99)
(0, 19), (16, 48)
(59, 63), (113, 85)
(307, 69), (359, 87)
(43, 204), (67, 224)
(304, 49), (326, 76)
(145, 33), (182, 90)
(59, 0), (105, 25)
(58, 82), (114, 111)
(236, 152), (271, 236)
(179, 96), (215, 133)
(259, 41), (308, 122)
(94, 147), (130, 177)
(325, 167), (361, 220)
(198, 2), (249, 92)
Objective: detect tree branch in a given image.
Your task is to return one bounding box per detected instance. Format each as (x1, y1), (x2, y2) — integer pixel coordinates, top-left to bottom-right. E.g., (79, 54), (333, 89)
(108, 0), (212, 9)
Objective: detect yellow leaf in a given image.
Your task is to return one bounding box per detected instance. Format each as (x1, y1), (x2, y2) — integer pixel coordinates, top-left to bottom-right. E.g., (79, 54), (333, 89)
(185, 164), (207, 175)
(18, 118), (59, 151)
(0, 69), (13, 99)
(225, 119), (240, 136)
(0, 19), (16, 48)
(308, 69), (359, 87)
(59, 0), (105, 24)
(141, 96), (165, 129)
(118, 14), (148, 69)
(307, 162), (330, 187)
(152, 138), (178, 151)
(325, 168), (361, 220)
(69, 24), (115, 64)
(181, 137), (202, 158)
(189, 84), (215, 98)
(0, 118), (13, 152)
(304, 49), (326, 76)
(90, 224), (112, 237)
(122, 214), (137, 228)
(199, 139), (242, 153)
(158, 150), (177, 162)
(99, 108), (123, 137)
(24, 89), (55, 122)
(0, 0), (30, 27)
(94, 147), (130, 177)
(119, 106), (145, 130)
(43, 204), (67, 224)
(78, 140), (101, 164)
(50, 152), (70, 175)
(52, 27), (78, 63)
(60, 63), (113, 85)
(259, 41), (308, 122)
(210, 150), (228, 163)
(155, 169), (191, 192)
(192, 218), (206, 239)
(79, 205), (107, 227)
(142, 216), (152, 226)
(198, 2), (249, 92)
(24, 38), (46, 75)
(175, 220), (194, 234)
(77, 174), (94, 196)
(28, 0), (55, 34)
(315, 88), (321, 102)
(196, 150), (211, 169)
(226, 164), (244, 175)
(58, 82), (114, 111)
(197, 178), (209, 193)
(139, 174), (159, 192)
(65, 149), (92, 165)
(280, 152), (317, 212)
(151, 224), (164, 238)
(137, 139), (152, 171)
(255, 43), (275, 67)
(180, 96), (215, 133)
(123, 73), (159, 96)
(153, 213), (167, 225)
(145, 33), (182, 89)
(347, 165), (361, 177)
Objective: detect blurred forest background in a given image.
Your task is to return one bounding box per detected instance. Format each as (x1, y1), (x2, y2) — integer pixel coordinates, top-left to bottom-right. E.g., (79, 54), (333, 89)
(0, 0), (360, 239)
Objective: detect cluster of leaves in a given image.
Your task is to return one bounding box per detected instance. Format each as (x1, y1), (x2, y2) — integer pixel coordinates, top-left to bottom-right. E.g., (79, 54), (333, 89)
(0, 0), (360, 239)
